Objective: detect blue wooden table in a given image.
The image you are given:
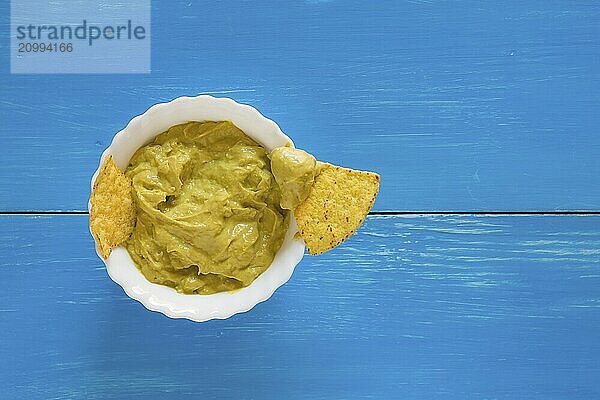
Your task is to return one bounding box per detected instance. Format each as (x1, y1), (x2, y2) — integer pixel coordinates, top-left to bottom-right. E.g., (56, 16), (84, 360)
(1, 1), (599, 398)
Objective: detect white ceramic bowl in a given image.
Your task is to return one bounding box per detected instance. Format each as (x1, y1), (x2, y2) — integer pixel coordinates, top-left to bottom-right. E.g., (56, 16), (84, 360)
(89, 95), (306, 322)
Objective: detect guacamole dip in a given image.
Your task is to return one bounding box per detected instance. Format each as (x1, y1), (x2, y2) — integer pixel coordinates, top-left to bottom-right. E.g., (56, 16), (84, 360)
(269, 147), (320, 210)
(125, 121), (289, 295)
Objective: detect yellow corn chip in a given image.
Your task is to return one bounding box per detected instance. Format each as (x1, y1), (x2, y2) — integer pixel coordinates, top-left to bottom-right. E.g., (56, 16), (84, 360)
(294, 164), (380, 255)
(89, 156), (136, 259)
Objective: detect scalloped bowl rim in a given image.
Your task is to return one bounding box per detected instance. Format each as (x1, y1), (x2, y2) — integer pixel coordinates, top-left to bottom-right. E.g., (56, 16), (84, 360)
(88, 95), (306, 322)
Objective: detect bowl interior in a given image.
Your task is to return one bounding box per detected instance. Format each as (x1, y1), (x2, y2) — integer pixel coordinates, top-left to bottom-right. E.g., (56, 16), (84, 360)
(90, 95), (305, 322)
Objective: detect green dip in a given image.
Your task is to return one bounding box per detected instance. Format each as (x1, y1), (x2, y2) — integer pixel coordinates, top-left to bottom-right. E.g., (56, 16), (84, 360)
(269, 147), (319, 210)
(125, 121), (289, 295)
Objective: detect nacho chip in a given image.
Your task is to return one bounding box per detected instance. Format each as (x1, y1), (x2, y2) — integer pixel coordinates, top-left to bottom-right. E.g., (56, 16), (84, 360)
(294, 164), (380, 255)
(89, 156), (136, 259)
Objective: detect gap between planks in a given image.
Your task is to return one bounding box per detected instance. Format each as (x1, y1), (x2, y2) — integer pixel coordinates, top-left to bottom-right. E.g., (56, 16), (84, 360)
(0, 211), (599, 216)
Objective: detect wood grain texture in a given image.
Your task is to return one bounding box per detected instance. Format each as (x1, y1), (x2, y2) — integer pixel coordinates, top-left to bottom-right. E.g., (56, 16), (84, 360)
(1, 1), (600, 211)
(0, 214), (599, 399)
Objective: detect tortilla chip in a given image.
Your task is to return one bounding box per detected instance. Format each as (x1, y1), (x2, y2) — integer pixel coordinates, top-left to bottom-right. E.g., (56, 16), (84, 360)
(89, 156), (136, 259)
(294, 164), (380, 255)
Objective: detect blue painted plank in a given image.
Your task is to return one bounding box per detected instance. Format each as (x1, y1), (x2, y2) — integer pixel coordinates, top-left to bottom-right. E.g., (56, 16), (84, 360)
(1, 1), (600, 211)
(0, 214), (599, 399)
